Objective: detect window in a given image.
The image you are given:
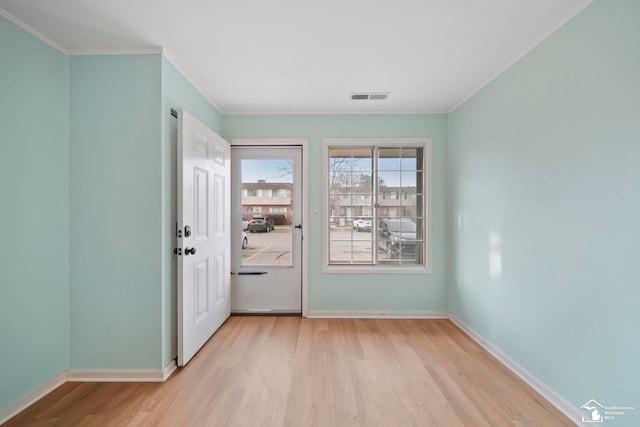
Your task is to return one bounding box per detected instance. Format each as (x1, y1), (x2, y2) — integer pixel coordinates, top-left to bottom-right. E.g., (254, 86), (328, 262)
(324, 139), (430, 271)
(275, 188), (290, 197)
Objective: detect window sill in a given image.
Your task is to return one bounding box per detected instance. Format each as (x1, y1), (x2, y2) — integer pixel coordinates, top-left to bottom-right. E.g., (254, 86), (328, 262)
(323, 264), (431, 274)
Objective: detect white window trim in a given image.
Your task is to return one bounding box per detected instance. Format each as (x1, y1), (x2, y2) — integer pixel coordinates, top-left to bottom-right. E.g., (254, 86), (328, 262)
(322, 138), (432, 274)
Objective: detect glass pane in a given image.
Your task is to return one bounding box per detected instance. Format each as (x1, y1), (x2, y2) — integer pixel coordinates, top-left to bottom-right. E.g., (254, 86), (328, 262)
(400, 148), (418, 170)
(377, 218), (421, 264)
(328, 146), (376, 265)
(353, 151), (373, 171)
(378, 148), (401, 170)
(241, 158), (294, 266)
(352, 172), (373, 192)
(329, 216), (354, 231)
(329, 239), (353, 263)
(329, 148), (353, 171)
(378, 171), (401, 189)
(400, 171), (417, 188)
(352, 239), (374, 263)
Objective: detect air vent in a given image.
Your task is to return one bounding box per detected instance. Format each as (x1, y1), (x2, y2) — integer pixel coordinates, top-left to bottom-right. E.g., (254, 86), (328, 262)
(350, 92), (389, 101)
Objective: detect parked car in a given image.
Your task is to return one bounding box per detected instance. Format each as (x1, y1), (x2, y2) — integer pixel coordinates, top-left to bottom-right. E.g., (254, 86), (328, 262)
(352, 217), (373, 232)
(241, 216), (250, 231)
(248, 215), (275, 232)
(242, 231), (248, 249)
(378, 218), (417, 258)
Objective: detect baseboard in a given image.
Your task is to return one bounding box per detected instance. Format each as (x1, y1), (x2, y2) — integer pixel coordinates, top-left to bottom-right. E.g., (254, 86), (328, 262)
(162, 360), (177, 381)
(0, 361), (178, 423)
(67, 367), (166, 382)
(306, 311), (449, 319)
(448, 315), (581, 426)
(0, 371), (67, 425)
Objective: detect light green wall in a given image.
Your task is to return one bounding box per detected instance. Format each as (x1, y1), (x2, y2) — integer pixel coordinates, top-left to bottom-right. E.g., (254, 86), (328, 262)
(70, 54), (163, 369)
(160, 57), (222, 366)
(448, 0), (640, 424)
(0, 16), (70, 408)
(223, 114), (448, 313)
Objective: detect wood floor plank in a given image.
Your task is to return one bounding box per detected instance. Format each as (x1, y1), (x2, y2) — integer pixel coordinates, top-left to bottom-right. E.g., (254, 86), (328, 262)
(3, 318), (574, 426)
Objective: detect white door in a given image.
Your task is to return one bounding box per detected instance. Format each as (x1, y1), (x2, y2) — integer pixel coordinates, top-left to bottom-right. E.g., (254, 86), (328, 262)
(177, 110), (230, 366)
(231, 147), (302, 313)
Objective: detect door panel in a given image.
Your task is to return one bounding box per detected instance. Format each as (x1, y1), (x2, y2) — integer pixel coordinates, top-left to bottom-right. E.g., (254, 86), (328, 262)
(231, 147), (302, 313)
(177, 110), (230, 366)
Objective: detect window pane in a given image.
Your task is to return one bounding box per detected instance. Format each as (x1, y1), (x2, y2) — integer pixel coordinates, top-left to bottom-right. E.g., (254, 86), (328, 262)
(352, 172), (373, 191)
(353, 155), (373, 172)
(241, 158), (294, 266)
(378, 148), (401, 170)
(378, 218), (422, 264)
(378, 170), (401, 188)
(400, 171), (418, 187)
(400, 148), (418, 169)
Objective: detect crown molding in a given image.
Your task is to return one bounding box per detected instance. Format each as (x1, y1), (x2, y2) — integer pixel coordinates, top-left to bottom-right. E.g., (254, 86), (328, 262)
(224, 110), (447, 116)
(0, 7), (68, 54)
(68, 47), (163, 56)
(161, 49), (224, 115)
(448, 0), (593, 113)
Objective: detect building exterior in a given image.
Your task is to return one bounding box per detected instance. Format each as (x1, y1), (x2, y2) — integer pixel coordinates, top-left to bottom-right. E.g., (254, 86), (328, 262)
(242, 181), (294, 225)
(329, 185), (419, 227)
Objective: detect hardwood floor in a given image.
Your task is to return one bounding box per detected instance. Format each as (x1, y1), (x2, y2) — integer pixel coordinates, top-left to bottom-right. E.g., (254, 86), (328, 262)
(4, 317), (574, 426)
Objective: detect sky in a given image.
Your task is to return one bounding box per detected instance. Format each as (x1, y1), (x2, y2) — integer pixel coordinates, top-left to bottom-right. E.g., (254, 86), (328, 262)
(242, 159), (294, 183)
(242, 157), (420, 187)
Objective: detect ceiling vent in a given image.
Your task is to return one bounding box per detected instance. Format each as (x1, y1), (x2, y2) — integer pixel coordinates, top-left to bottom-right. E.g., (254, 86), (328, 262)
(350, 92), (389, 101)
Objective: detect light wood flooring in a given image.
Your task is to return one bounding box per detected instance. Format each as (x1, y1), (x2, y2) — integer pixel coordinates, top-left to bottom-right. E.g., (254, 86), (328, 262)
(4, 317), (574, 426)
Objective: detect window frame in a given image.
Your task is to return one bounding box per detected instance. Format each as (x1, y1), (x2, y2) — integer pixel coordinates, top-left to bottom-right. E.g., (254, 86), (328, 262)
(322, 138), (432, 274)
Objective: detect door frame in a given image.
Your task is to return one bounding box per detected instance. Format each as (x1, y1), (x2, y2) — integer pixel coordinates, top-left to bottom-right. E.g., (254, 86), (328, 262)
(229, 138), (309, 317)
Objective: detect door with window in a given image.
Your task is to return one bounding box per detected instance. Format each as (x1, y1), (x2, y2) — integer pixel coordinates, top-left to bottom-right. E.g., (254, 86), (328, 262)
(231, 146), (302, 313)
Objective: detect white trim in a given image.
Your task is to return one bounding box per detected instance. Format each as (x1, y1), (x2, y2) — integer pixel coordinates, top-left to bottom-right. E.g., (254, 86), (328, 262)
(0, 7), (68, 54)
(224, 110), (448, 116)
(448, 1), (593, 113)
(0, 361), (177, 423)
(448, 315), (581, 426)
(162, 360), (178, 381)
(323, 265), (430, 274)
(68, 48), (163, 56)
(162, 50), (224, 115)
(323, 138), (432, 146)
(307, 311), (448, 319)
(0, 371), (67, 425)
(228, 138), (308, 147)
(67, 368), (168, 383)
(228, 138), (310, 317)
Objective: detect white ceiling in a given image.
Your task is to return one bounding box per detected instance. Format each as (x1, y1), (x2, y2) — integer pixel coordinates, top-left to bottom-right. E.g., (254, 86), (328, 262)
(0, 0), (591, 114)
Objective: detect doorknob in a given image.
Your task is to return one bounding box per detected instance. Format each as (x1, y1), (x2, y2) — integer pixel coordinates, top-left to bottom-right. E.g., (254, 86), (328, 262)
(185, 247), (196, 255)
(294, 224), (302, 230)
